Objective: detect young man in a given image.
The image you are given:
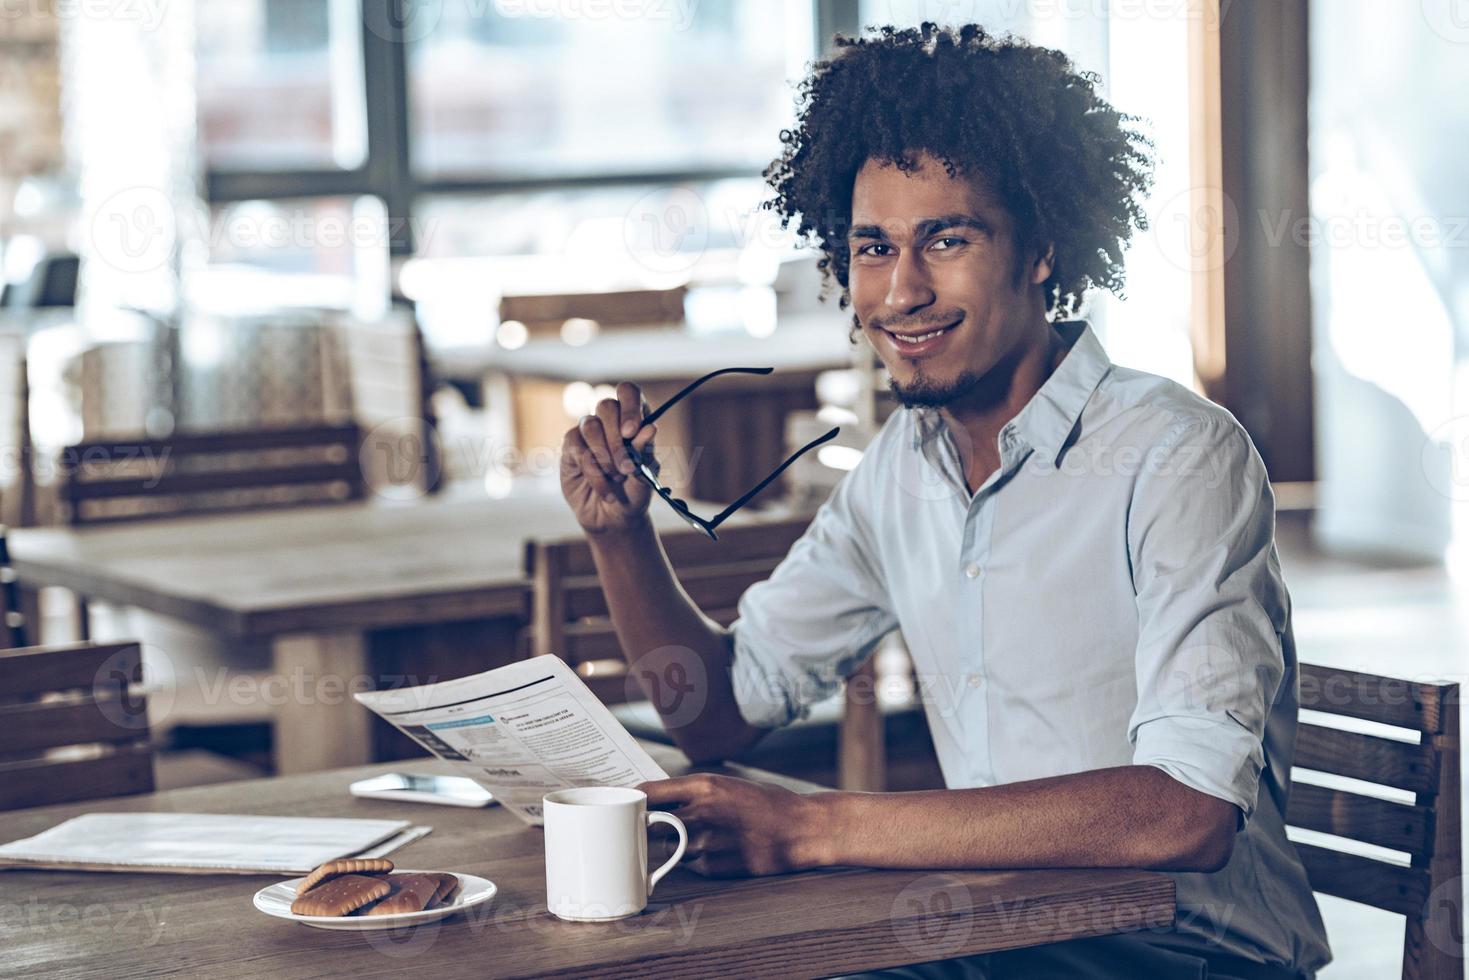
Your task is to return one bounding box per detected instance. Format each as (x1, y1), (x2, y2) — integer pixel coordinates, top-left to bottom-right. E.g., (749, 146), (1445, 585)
(559, 24), (1330, 979)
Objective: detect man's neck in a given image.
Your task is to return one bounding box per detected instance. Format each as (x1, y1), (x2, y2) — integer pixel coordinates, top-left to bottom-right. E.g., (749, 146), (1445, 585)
(939, 319), (1068, 494)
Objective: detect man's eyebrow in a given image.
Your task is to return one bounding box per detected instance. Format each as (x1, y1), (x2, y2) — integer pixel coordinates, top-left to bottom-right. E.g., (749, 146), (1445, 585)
(846, 214), (995, 242)
(913, 214), (994, 238)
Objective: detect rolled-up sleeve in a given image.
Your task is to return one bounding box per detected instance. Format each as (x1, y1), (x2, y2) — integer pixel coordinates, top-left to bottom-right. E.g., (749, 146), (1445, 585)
(1126, 416), (1287, 821)
(728, 464), (898, 730)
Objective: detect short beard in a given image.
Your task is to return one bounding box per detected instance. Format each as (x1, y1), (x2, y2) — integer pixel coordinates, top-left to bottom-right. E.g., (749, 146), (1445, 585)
(889, 370), (988, 409)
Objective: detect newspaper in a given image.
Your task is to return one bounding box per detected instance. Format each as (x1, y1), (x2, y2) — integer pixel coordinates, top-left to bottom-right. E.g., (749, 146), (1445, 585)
(354, 655), (669, 825)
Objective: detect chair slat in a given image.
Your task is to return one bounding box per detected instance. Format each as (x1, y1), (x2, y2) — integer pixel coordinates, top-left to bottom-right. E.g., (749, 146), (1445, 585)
(1295, 723), (1438, 795)
(0, 696), (150, 755)
(556, 517), (812, 575)
(0, 642), (140, 699)
(0, 745), (154, 811)
(563, 559), (780, 620)
(1299, 662), (1447, 735)
(66, 423), (359, 459)
(60, 424), (364, 526)
(1294, 842), (1431, 917)
(1286, 781), (1433, 858)
(65, 462), (362, 501)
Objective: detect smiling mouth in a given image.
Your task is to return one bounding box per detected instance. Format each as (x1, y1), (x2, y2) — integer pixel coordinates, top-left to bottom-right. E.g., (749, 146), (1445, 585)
(883, 318), (961, 347)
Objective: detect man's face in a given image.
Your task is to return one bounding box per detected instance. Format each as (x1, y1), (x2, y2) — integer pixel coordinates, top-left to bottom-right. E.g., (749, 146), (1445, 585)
(847, 153), (1050, 408)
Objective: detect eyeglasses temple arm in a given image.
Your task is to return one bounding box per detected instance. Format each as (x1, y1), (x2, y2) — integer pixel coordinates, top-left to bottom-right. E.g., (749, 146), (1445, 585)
(641, 366), (774, 427)
(706, 427), (842, 529)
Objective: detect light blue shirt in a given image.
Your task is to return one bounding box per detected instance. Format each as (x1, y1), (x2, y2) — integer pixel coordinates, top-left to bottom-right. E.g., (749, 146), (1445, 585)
(729, 321), (1331, 972)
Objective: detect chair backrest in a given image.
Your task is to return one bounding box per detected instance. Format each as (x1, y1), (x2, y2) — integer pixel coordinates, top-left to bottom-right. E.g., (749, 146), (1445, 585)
(1288, 662), (1463, 980)
(57, 423), (363, 525)
(523, 515), (813, 704)
(0, 641), (154, 810)
(332, 309), (439, 499)
(0, 525), (28, 650)
(499, 286), (686, 339)
(0, 331), (35, 528)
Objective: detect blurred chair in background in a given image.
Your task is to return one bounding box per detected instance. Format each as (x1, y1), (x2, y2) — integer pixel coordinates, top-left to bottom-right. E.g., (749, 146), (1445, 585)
(330, 308), (440, 501)
(57, 422), (363, 526)
(497, 286), (686, 341)
(0, 250), (78, 310)
(0, 526), (29, 650)
(521, 515), (923, 791)
(0, 640), (155, 811)
(1287, 663), (1462, 979)
(0, 330), (35, 529)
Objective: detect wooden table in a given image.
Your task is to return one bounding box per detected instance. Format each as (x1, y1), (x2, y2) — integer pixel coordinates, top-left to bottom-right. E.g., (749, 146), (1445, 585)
(5, 490), (755, 774)
(434, 316), (861, 503)
(0, 746), (1176, 978)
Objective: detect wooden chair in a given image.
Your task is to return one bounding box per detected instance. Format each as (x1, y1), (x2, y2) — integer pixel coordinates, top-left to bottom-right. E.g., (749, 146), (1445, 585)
(523, 514), (888, 790)
(1289, 662), (1463, 979)
(331, 309), (440, 499)
(57, 423), (363, 526)
(0, 330), (36, 529)
(499, 286), (687, 339)
(0, 525), (28, 649)
(0, 641), (155, 810)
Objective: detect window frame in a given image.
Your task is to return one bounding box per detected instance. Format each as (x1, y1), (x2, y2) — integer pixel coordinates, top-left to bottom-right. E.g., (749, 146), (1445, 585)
(203, 0), (852, 257)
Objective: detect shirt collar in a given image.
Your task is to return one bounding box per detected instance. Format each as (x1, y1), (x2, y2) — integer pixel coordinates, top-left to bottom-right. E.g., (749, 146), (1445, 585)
(907, 320), (1112, 467)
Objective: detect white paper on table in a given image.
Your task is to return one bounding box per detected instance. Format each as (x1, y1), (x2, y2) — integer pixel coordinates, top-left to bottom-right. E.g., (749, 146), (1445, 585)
(0, 812), (422, 874)
(355, 655), (669, 825)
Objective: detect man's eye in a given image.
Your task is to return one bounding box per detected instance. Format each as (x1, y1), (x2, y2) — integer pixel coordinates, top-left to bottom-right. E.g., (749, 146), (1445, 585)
(856, 242), (892, 257)
(930, 236), (967, 251)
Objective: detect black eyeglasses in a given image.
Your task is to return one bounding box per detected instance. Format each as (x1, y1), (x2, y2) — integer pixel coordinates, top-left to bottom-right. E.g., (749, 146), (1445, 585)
(624, 367), (840, 541)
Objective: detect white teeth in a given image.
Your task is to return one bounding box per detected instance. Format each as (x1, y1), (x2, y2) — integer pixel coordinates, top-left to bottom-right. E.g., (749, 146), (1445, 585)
(892, 327), (949, 344)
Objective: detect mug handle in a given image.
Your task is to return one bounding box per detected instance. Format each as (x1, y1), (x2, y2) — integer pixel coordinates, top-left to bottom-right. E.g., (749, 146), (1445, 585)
(645, 811), (688, 894)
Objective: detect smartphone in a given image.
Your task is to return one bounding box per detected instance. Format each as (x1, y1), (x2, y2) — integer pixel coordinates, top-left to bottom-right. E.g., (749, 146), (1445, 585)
(349, 773), (497, 808)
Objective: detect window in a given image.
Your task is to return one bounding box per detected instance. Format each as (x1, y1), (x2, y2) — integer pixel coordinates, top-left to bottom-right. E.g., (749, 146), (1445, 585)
(409, 1), (797, 180)
(197, 0), (367, 171)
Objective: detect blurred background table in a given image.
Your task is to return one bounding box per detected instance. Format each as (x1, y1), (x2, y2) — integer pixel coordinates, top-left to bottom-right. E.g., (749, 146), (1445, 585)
(5, 489), (777, 774)
(434, 315), (860, 503)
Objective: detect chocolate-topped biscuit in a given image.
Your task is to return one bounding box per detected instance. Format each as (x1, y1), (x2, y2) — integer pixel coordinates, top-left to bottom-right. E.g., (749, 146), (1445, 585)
(296, 858), (394, 896)
(428, 873), (459, 908)
(363, 873), (443, 916)
(291, 874), (391, 917)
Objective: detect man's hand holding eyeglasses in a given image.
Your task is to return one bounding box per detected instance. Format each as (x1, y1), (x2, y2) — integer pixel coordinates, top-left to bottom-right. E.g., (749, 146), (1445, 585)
(560, 381), (659, 535)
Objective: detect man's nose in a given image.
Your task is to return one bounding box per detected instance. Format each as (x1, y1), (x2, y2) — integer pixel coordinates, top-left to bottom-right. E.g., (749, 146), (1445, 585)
(884, 250), (935, 314)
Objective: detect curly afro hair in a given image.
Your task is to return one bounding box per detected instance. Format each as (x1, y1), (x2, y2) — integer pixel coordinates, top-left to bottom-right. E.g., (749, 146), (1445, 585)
(764, 22), (1154, 318)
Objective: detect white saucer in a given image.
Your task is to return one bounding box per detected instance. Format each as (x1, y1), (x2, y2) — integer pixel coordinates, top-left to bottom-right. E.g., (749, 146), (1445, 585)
(253, 871), (496, 930)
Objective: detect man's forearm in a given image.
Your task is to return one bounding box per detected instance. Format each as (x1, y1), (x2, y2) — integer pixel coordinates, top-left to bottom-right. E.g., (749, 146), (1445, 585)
(805, 765), (1238, 873)
(586, 516), (766, 762)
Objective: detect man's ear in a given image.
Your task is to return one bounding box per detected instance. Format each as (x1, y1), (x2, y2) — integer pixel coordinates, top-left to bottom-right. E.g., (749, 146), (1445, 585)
(1030, 244), (1056, 285)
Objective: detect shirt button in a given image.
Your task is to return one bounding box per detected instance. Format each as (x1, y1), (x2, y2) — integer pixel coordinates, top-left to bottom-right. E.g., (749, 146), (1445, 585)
(967, 674), (983, 689)
(964, 563), (980, 579)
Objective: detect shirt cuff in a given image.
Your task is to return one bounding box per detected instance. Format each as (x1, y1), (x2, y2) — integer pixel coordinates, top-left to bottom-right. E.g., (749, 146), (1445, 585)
(727, 623), (806, 730)
(1132, 713), (1264, 820)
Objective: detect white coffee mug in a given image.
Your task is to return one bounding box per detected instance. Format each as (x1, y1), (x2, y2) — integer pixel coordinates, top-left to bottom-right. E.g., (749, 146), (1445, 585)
(542, 786), (688, 921)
